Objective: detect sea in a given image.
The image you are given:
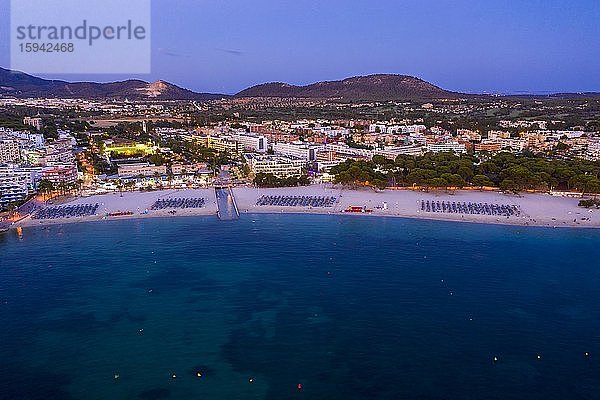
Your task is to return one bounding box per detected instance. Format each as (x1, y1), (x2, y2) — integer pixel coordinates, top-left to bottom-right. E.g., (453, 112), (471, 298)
(1, 214), (599, 400)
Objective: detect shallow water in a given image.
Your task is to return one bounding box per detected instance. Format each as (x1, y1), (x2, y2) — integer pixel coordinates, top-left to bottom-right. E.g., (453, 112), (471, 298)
(1, 214), (600, 399)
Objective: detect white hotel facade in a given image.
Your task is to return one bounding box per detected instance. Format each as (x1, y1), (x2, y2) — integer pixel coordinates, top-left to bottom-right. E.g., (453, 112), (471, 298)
(243, 154), (306, 177)
(272, 141), (324, 161)
(0, 164), (42, 206)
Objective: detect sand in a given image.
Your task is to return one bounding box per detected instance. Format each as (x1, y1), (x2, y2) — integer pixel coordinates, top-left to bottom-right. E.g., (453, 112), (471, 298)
(234, 186), (598, 228)
(15, 189), (217, 228)
(12, 185), (600, 229)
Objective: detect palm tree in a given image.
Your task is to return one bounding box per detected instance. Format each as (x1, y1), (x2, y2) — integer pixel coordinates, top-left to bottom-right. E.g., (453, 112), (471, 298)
(153, 172), (161, 184)
(7, 201), (19, 220)
(126, 181), (136, 192)
(57, 181), (68, 197)
(76, 178), (84, 195)
(37, 179), (55, 202)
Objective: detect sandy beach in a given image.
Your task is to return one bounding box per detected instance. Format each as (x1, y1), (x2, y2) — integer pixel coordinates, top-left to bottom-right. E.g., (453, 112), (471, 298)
(14, 189), (217, 228)
(11, 185), (600, 229)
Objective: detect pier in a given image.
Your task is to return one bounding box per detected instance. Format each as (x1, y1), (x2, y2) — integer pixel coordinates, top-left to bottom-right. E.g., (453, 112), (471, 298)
(214, 167), (240, 221)
(215, 187), (240, 220)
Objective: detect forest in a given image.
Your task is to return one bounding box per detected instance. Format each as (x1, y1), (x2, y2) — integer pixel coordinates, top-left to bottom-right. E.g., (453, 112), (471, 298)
(331, 152), (600, 194)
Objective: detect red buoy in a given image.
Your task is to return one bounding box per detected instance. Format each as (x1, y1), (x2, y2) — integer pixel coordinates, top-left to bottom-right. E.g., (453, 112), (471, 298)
(297, 383), (303, 391)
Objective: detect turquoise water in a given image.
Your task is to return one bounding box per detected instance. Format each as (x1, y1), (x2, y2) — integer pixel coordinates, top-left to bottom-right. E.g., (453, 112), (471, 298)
(1, 214), (600, 399)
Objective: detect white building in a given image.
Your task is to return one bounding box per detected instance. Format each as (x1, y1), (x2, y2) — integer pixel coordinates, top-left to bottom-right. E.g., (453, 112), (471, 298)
(427, 142), (467, 154)
(0, 139), (21, 164)
(272, 141), (323, 161)
(555, 130), (586, 139)
(207, 136), (242, 153)
(457, 129), (482, 141)
(21, 149), (46, 165)
(316, 160), (344, 173)
(0, 128), (45, 148)
(323, 143), (374, 159)
(369, 124), (426, 135)
(369, 124), (388, 133)
(23, 116), (43, 130)
(230, 132), (268, 153)
(499, 138), (528, 152)
(401, 125), (427, 135)
(41, 165), (79, 185)
(58, 130), (77, 146)
(374, 145), (424, 159)
(43, 139), (75, 166)
(117, 162), (167, 178)
(586, 141), (600, 160)
(311, 127), (350, 137)
(244, 154), (305, 177)
(488, 130), (512, 140)
(0, 164), (42, 206)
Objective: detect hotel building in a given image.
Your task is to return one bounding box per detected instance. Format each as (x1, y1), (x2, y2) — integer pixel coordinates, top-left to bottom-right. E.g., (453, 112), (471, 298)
(41, 165), (79, 185)
(0, 164), (42, 206)
(244, 154), (305, 177)
(272, 141), (323, 161)
(117, 162), (167, 178)
(0, 139), (21, 164)
(426, 142), (467, 154)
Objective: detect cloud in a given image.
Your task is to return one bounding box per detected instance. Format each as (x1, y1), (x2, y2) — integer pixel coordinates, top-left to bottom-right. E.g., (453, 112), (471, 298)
(215, 47), (244, 56)
(157, 48), (191, 58)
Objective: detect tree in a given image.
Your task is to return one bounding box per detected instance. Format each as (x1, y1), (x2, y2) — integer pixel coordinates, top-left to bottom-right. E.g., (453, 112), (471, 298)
(153, 172), (162, 186)
(500, 179), (520, 193)
(472, 174), (494, 188)
(372, 155), (391, 166)
(555, 142), (569, 151)
(253, 173), (310, 188)
(447, 174), (466, 188)
(373, 178), (388, 190)
(330, 150), (600, 194)
(37, 180), (55, 201)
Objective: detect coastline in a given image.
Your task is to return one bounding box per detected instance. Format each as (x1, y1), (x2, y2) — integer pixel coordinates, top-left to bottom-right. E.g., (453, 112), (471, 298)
(7, 185), (599, 230)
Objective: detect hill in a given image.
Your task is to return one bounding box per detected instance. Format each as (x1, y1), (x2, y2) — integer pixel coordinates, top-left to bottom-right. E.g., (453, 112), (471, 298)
(235, 74), (462, 101)
(2, 68), (598, 102)
(0, 67), (224, 101)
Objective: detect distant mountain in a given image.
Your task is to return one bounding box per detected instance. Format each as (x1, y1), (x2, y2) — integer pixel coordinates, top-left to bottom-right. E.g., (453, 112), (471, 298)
(506, 92), (600, 100)
(0, 67), (225, 101)
(2, 67), (599, 102)
(235, 74), (463, 101)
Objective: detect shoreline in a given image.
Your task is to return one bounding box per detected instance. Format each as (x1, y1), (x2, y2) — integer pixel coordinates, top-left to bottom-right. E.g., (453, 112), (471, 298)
(5, 185), (599, 230)
(8, 208), (600, 232)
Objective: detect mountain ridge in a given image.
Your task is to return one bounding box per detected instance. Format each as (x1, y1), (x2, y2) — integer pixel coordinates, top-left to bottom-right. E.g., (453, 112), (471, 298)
(235, 74), (463, 100)
(1, 67), (599, 101)
(0, 67), (224, 101)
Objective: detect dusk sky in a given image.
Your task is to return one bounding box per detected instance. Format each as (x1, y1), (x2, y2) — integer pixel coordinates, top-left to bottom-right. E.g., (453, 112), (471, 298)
(1, 0), (600, 94)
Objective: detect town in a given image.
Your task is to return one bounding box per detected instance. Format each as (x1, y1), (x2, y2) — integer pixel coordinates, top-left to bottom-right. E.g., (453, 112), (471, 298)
(3, 2), (600, 399)
(2, 94), (600, 216)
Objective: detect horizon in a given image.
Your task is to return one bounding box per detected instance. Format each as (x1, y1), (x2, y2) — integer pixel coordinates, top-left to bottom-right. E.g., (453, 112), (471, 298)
(3, 66), (599, 97)
(1, 0), (600, 95)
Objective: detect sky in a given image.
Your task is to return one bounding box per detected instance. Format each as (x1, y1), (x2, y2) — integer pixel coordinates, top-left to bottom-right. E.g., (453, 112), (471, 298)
(1, 0), (600, 94)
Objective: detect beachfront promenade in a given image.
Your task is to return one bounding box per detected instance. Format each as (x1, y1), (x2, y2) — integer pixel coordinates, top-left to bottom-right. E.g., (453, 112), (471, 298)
(6, 185), (598, 229)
